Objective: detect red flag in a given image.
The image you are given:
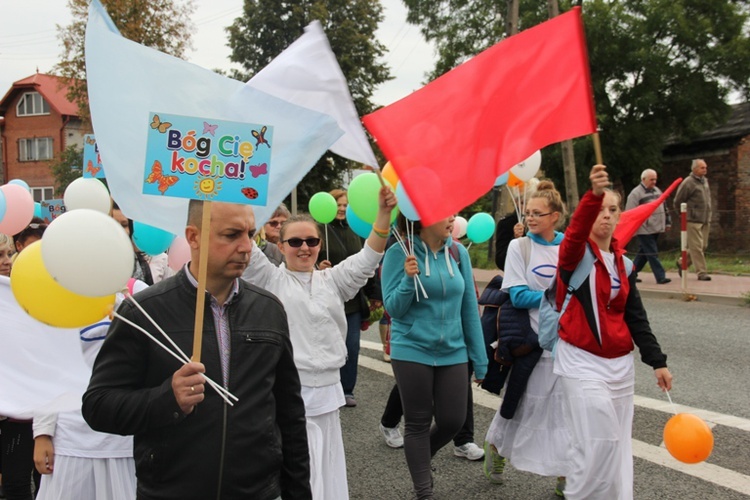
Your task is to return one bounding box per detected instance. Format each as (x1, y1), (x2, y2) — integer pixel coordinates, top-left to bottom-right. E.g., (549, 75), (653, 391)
(614, 178), (682, 247)
(363, 7), (596, 226)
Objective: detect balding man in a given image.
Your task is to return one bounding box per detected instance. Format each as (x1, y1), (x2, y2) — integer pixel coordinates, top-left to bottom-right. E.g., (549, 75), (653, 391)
(625, 169), (671, 284)
(674, 159), (712, 281)
(83, 201), (311, 500)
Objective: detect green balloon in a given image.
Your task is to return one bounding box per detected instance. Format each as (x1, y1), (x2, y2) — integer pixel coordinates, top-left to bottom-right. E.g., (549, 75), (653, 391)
(309, 192), (338, 224)
(466, 212), (496, 244)
(347, 173), (381, 224)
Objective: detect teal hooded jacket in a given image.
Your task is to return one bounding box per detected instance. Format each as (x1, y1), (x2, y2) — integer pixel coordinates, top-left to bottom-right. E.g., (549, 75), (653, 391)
(382, 235), (488, 379)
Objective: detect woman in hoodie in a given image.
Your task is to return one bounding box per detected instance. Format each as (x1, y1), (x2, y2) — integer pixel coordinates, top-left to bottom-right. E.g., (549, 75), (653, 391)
(381, 214), (487, 500)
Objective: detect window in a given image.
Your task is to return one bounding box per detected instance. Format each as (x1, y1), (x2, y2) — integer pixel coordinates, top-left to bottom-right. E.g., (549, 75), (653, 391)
(16, 92), (50, 116)
(31, 187), (54, 202)
(18, 138), (53, 161)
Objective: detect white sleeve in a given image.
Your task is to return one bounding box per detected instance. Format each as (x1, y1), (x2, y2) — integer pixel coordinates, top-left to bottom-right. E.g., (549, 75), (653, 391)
(242, 242), (282, 288)
(33, 413), (58, 438)
(500, 239), (529, 291)
(326, 243), (383, 301)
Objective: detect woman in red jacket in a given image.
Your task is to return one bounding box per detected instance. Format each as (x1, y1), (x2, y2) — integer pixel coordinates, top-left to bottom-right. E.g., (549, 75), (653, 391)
(553, 165), (672, 500)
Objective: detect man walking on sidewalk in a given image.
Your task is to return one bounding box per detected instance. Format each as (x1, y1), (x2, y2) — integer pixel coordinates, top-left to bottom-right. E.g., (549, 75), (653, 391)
(674, 159), (712, 281)
(626, 169), (672, 284)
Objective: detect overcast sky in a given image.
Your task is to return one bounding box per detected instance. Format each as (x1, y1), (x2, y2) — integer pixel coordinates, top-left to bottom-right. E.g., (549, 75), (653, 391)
(0, 0), (435, 107)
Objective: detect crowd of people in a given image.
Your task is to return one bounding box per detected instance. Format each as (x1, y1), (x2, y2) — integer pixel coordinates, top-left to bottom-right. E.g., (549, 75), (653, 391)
(0, 160), (693, 500)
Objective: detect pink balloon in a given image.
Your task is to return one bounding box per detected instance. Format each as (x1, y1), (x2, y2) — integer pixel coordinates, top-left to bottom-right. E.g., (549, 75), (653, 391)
(0, 184), (35, 235)
(167, 236), (191, 271)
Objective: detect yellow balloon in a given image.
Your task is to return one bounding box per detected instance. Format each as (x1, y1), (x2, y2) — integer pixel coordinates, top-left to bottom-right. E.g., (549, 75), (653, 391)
(10, 241), (115, 328)
(382, 161), (400, 188)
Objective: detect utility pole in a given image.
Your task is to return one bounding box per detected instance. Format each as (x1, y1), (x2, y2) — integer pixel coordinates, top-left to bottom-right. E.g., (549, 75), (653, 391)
(491, 0), (520, 262)
(548, 0), (580, 210)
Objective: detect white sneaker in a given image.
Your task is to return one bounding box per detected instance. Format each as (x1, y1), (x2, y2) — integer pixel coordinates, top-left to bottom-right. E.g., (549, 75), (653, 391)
(379, 423), (404, 448)
(454, 442), (485, 461)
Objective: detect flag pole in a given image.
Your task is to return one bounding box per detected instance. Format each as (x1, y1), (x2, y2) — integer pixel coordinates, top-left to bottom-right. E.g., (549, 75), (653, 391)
(192, 201), (212, 362)
(592, 132), (603, 165)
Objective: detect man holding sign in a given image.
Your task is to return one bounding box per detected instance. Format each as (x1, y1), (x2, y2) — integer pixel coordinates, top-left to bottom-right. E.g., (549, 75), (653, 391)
(83, 201), (311, 500)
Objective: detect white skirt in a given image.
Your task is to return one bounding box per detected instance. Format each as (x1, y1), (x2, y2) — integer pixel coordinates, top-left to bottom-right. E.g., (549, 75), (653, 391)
(485, 354), (571, 477)
(36, 456), (136, 500)
(306, 410), (349, 500)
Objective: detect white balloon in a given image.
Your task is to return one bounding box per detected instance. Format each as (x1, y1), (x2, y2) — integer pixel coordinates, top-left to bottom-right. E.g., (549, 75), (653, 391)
(510, 150), (542, 182)
(452, 216), (468, 239)
(41, 209), (134, 297)
(64, 178), (112, 214)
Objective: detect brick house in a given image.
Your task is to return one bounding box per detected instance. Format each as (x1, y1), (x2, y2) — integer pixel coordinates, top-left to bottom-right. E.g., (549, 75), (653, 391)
(0, 73), (90, 201)
(660, 103), (750, 253)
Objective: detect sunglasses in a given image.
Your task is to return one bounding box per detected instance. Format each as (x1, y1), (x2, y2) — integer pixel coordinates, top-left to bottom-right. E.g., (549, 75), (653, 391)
(282, 237), (321, 248)
(28, 223), (47, 229)
(265, 220), (282, 228)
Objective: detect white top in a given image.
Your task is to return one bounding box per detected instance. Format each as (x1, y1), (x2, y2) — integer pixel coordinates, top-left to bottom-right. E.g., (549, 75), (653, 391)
(554, 251), (634, 383)
(243, 242), (382, 389)
(501, 238), (560, 333)
(33, 319), (133, 458)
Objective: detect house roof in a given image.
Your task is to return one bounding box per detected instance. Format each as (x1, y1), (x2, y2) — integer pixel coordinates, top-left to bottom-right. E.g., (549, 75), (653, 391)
(0, 73), (79, 117)
(666, 102), (750, 147)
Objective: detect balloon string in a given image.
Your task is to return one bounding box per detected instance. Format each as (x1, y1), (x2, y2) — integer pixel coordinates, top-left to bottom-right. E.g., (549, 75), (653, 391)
(325, 224), (329, 262)
(111, 310), (236, 406)
(123, 293), (238, 403)
(665, 389), (679, 415)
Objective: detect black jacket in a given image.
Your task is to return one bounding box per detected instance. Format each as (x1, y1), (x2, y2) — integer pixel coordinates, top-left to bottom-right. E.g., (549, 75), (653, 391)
(82, 270), (311, 500)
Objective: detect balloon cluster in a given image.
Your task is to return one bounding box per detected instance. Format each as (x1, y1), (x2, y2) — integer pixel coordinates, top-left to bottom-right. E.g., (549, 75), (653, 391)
(495, 150), (543, 223)
(3, 177), (181, 328)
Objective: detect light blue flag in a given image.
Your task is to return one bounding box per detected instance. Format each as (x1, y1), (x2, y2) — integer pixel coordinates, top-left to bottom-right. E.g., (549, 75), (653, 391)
(85, 0), (343, 235)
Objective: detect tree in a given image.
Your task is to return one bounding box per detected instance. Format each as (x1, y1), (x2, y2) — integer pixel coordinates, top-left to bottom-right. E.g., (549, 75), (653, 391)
(55, 0), (195, 120)
(50, 145), (83, 196)
(400, 0), (750, 197)
(227, 0), (392, 206)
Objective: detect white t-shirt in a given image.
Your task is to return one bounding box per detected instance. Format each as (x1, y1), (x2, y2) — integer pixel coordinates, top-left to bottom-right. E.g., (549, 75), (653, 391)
(501, 237), (560, 333)
(554, 250), (634, 383)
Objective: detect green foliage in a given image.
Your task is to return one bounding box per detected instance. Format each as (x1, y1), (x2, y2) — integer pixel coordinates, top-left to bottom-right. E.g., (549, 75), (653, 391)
(55, 0), (195, 120)
(227, 0), (392, 208)
(401, 0), (750, 198)
(49, 145), (83, 196)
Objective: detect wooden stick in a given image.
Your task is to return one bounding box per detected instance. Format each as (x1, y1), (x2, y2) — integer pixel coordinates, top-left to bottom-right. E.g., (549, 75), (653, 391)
(592, 132), (603, 165)
(192, 201), (212, 362)
(373, 164), (387, 188)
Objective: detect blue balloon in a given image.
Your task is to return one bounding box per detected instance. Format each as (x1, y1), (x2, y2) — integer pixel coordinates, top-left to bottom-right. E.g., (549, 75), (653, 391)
(132, 221), (176, 256)
(0, 189), (6, 223)
(346, 206), (373, 239)
(8, 179), (30, 192)
(494, 171), (510, 187)
(34, 202), (43, 219)
(466, 212), (496, 244)
(396, 183), (420, 221)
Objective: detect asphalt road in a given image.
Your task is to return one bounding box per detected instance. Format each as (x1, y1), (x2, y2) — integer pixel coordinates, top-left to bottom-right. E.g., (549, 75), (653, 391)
(343, 296), (750, 499)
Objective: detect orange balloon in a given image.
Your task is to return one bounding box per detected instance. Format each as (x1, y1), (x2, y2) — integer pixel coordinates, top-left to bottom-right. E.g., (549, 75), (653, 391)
(382, 161), (399, 188)
(663, 413), (714, 464)
(507, 172), (524, 188)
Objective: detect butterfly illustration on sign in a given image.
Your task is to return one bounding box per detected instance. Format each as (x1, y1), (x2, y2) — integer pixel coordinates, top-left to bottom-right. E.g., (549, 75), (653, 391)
(249, 163), (268, 178)
(151, 114), (172, 133)
(241, 187), (259, 200)
(145, 160), (179, 194)
(86, 160), (102, 177)
(194, 176), (222, 200)
(251, 126), (270, 148)
(85, 136), (97, 146)
(202, 121), (218, 136)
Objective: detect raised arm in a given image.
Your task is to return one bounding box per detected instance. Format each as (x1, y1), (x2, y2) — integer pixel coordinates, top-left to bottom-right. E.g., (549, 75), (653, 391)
(365, 186), (398, 253)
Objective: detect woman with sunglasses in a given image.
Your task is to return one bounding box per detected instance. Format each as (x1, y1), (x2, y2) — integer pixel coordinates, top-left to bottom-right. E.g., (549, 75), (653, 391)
(242, 187), (396, 500)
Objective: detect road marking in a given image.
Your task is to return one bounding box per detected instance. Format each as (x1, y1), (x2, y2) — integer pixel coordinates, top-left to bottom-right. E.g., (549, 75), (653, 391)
(359, 341), (750, 496)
